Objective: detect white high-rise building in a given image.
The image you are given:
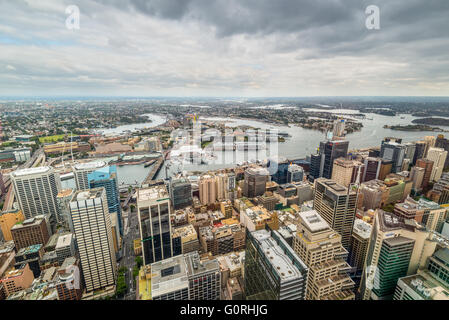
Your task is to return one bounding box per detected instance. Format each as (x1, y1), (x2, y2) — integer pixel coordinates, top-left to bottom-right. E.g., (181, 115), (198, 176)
(333, 119), (345, 137)
(426, 147), (448, 182)
(69, 188), (117, 293)
(72, 161), (107, 190)
(11, 166), (62, 229)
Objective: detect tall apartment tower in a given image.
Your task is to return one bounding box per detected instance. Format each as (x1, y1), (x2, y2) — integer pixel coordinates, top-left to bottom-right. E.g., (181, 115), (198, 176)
(292, 210), (354, 300)
(363, 157), (382, 182)
(137, 185), (181, 265)
(11, 166), (62, 229)
(435, 134), (449, 169)
(87, 165), (122, 237)
(69, 188), (117, 293)
(426, 147), (448, 182)
(409, 166), (425, 192)
(245, 227), (308, 300)
(72, 161), (107, 190)
(331, 158), (364, 187)
(216, 173), (229, 201)
(199, 174), (217, 205)
(359, 210), (431, 300)
(313, 178), (358, 249)
(416, 158), (434, 190)
(243, 167), (269, 198)
(318, 140), (349, 179)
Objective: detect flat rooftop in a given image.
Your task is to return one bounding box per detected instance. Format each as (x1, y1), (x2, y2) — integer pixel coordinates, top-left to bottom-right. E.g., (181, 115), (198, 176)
(299, 210), (330, 233)
(352, 219), (372, 239)
(172, 224), (197, 240)
(185, 251), (219, 277)
(17, 244), (42, 256)
(57, 189), (73, 198)
(56, 233), (73, 249)
(11, 166), (51, 177)
(151, 255), (189, 298)
(320, 179), (351, 194)
(138, 185), (169, 202)
(251, 229), (305, 282)
(72, 188), (104, 201)
(73, 161), (106, 170)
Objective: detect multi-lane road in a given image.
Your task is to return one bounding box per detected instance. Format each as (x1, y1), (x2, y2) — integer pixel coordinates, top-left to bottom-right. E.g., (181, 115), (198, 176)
(119, 196), (141, 300)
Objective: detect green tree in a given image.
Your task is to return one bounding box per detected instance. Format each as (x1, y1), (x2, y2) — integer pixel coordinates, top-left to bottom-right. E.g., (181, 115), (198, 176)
(135, 256), (143, 269)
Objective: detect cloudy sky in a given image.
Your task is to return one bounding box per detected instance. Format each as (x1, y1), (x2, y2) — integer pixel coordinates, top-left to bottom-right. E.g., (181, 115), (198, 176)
(1, 0), (449, 97)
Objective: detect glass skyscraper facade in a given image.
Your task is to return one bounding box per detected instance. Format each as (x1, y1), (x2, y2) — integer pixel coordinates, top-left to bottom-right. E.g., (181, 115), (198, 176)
(87, 165), (122, 235)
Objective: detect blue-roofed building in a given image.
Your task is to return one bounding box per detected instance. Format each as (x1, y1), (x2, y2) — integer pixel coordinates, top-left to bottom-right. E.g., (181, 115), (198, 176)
(87, 165), (123, 235)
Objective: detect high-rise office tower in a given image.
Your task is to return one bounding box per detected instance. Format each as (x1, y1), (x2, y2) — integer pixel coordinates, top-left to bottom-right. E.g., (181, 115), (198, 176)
(150, 251), (220, 300)
(349, 219), (372, 276)
(435, 134), (449, 169)
(87, 165), (122, 235)
(404, 143), (416, 164)
(137, 185), (181, 265)
(318, 140), (349, 179)
(380, 140), (406, 173)
(363, 157), (382, 182)
(268, 159), (289, 185)
(57, 189), (74, 231)
(150, 254), (190, 300)
(170, 177), (193, 210)
(413, 141), (427, 165)
(292, 210), (354, 300)
(287, 164), (304, 183)
(378, 160), (393, 180)
(11, 166), (61, 230)
(331, 158), (364, 187)
(313, 178), (357, 249)
(69, 188), (117, 293)
(72, 161), (106, 190)
(185, 251), (221, 300)
(394, 247), (449, 301)
(245, 227), (308, 300)
(359, 210), (433, 300)
(426, 147), (448, 182)
(416, 158), (434, 189)
(199, 174), (217, 205)
(243, 167), (269, 198)
(309, 153), (322, 181)
(409, 166), (425, 192)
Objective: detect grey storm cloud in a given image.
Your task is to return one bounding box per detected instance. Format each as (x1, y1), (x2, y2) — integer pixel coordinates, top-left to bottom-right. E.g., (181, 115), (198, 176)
(0, 0), (449, 96)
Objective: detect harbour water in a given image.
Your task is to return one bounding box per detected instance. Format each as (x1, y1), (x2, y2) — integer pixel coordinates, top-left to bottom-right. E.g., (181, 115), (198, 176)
(62, 110), (449, 185)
